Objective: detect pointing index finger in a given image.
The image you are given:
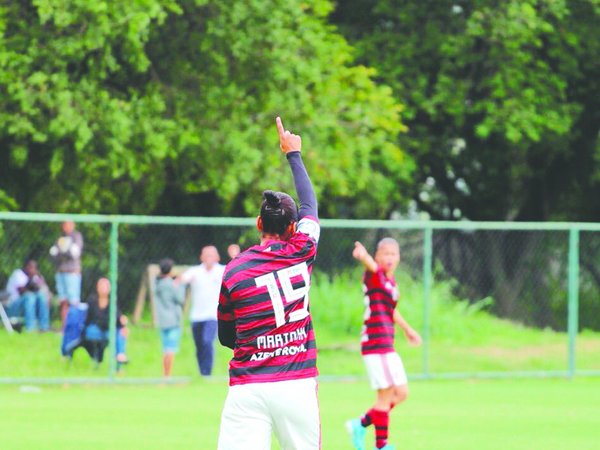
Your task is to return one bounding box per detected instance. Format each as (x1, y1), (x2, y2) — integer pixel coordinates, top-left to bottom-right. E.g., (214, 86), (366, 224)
(276, 116), (285, 138)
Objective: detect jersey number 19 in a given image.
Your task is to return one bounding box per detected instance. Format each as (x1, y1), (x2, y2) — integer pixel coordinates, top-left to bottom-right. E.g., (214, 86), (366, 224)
(255, 262), (311, 328)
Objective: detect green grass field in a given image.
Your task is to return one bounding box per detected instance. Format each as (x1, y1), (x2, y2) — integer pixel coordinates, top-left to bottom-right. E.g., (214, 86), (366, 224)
(2, 378), (600, 450)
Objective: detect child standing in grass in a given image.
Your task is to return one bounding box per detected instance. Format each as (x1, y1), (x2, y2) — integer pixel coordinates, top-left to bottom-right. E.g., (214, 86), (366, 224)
(155, 258), (185, 377)
(347, 239), (422, 450)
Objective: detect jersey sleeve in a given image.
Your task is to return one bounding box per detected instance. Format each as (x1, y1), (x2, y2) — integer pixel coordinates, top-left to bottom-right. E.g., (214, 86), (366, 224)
(364, 267), (386, 290)
(217, 281), (234, 322)
(363, 270), (375, 290)
(296, 216), (320, 244)
(217, 279), (236, 349)
(287, 152), (317, 220)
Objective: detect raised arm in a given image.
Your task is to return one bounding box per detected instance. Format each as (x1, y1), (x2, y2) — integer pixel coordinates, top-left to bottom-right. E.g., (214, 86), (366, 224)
(352, 241), (378, 273)
(276, 117), (318, 220)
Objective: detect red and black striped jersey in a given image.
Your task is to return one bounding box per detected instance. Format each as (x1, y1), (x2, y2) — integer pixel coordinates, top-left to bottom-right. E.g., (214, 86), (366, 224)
(218, 217), (320, 386)
(360, 267), (399, 355)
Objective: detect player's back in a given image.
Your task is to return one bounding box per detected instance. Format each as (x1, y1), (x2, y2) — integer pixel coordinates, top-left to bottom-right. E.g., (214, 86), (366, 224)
(220, 229), (318, 386)
(361, 268), (398, 355)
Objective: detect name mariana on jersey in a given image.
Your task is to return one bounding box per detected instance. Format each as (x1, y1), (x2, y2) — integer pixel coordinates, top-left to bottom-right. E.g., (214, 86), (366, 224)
(250, 328), (309, 361)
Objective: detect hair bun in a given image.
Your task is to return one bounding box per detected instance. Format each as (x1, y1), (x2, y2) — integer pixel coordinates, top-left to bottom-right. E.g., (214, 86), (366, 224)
(263, 190), (281, 208)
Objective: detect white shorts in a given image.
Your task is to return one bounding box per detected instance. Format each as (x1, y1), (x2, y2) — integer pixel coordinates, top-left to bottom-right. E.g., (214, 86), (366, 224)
(363, 352), (407, 390)
(217, 377), (321, 450)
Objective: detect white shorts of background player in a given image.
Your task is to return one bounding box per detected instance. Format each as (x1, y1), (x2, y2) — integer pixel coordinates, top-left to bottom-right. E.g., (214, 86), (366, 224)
(218, 377), (320, 450)
(363, 352), (408, 390)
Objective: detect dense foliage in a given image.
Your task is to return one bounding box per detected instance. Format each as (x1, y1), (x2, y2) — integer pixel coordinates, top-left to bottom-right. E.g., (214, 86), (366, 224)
(330, 0), (600, 328)
(0, 0), (410, 218)
(332, 0), (600, 222)
(1, 0), (599, 221)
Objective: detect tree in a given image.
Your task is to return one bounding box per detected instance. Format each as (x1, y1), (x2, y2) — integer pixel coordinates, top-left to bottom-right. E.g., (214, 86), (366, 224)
(0, 0), (182, 214)
(145, 0), (413, 218)
(332, 0), (600, 327)
(332, 0), (600, 222)
(0, 0), (413, 218)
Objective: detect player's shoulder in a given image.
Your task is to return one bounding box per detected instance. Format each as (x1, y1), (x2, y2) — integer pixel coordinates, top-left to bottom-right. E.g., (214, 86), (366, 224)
(229, 246), (261, 263)
(295, 216), (320, 243)
(364, 266), (387, 283)
(364, 266), (384, 276)
(183, 264), (201, 274)
(223, 247), (261, 278)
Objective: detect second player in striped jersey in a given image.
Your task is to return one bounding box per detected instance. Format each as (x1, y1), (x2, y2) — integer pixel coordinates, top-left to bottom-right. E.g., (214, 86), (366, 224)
(347, 238), (422, 450)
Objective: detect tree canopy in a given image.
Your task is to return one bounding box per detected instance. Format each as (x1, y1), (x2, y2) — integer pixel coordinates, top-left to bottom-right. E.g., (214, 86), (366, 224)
(331, 0), (600, 329)
(333, 0), (600, 221)
(1, 0), (599, 221)
(0, 0), (410, 218)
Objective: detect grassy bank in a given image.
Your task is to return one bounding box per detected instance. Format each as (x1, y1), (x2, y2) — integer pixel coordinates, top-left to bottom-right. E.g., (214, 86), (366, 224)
(0, 270), (599, 379)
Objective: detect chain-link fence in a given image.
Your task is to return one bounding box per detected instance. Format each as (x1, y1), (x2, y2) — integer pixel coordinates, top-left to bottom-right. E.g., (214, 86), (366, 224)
(0, 213), (598, 382)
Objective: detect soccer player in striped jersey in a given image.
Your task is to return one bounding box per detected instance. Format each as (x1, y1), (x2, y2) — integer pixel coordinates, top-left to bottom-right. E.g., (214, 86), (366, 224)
(347, 239), (422, 450)
(217, 117), (321, 450)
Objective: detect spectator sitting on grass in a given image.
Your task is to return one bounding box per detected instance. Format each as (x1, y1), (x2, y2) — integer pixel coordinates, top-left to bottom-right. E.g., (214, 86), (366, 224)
(154, 258), (185, 377)
(85, 278), (129, 364)
(5, 259), (50, 332)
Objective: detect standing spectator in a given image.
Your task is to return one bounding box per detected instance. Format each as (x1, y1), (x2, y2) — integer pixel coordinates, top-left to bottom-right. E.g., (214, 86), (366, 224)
(5, 259), (50, 332)
(154, 258), (185, 377)
(85, 278), (129, 364)
(180, 245), (231, 376)
(50, 221), (83, 325)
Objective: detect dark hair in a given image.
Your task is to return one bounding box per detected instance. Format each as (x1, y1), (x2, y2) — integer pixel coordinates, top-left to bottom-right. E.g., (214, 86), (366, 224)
(23, 258), (37, 268)
(260, 190), (298, 236)
(159, 258), (174, 275)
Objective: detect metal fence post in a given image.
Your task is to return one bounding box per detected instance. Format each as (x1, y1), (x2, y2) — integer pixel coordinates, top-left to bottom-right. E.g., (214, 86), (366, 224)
(108, 220), (120, 379)
(422, 227), (433, 378)
(567, 227), (580, 379)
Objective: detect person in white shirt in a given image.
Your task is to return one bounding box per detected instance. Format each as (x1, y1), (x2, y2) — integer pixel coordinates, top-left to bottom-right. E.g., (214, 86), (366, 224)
(180, 245), (239, 375)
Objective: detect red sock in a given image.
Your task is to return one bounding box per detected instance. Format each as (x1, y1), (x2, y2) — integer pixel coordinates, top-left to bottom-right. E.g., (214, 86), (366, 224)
(370, 408), (390, 449)
(360, 408), (374, 427)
